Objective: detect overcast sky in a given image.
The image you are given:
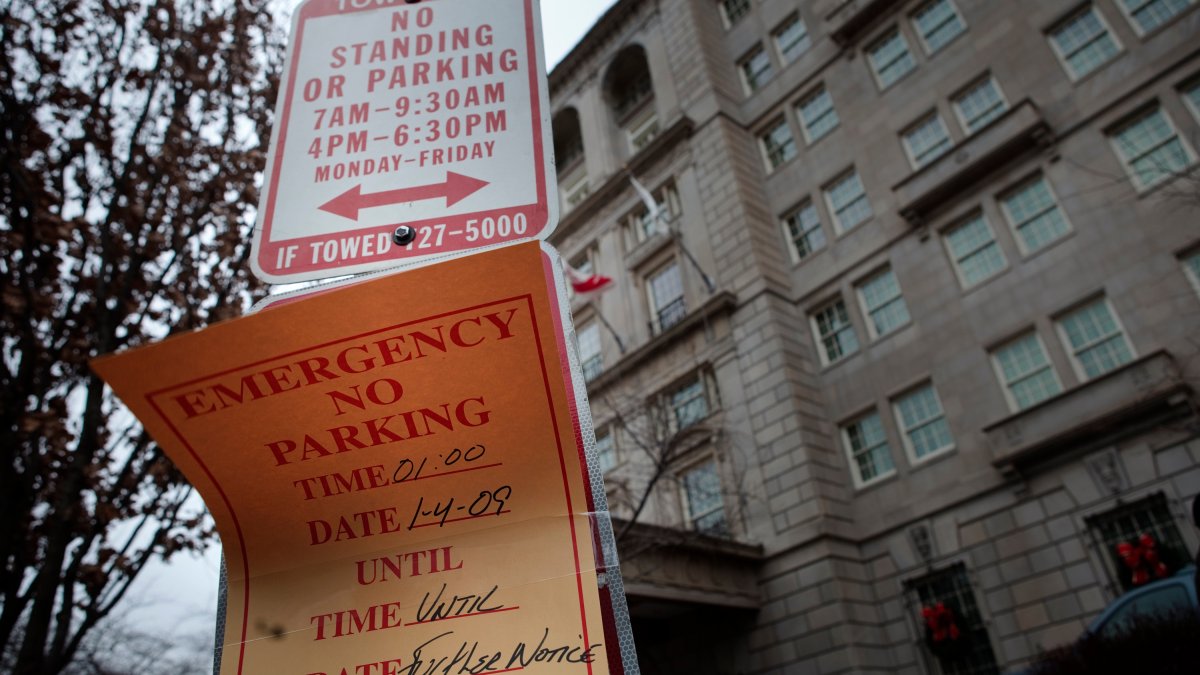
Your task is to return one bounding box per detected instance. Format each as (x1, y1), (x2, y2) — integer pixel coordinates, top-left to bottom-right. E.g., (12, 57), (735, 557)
(126, 0), (620, 654)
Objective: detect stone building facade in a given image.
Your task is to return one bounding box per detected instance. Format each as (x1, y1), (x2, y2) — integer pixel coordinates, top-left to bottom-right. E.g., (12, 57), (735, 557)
(546, 1), (1200, 673)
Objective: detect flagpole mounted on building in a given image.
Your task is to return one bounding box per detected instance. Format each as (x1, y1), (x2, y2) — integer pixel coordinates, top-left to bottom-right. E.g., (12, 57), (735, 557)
(627, 170), (716, 295)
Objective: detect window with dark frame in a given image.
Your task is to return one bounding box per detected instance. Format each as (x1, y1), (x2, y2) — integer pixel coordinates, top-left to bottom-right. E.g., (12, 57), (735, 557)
(906, 563), (1001, 675)
(681, 457), (729, 536)
(739, 46), (773, 94)
(669, 373), (711, 430)
(578, 321), (603, 382)
(719, 0), (751, 28)
(774, 14), (811, 64)
(647, 260), (686, 334)
(594, 425), (616, 474)
(1085, 492), (1190, 593)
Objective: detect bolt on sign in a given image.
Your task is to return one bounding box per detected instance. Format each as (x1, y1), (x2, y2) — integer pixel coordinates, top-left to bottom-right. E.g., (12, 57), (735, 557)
(251, 0), (558, 284)
(93, 242), (638, 674)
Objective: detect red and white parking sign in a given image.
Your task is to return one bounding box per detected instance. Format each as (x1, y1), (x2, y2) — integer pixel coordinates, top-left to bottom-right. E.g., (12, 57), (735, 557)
(252, 0), (558, 283)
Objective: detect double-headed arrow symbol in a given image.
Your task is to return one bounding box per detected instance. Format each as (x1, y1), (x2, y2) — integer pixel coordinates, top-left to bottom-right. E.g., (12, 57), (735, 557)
(318, 171), (489, 221)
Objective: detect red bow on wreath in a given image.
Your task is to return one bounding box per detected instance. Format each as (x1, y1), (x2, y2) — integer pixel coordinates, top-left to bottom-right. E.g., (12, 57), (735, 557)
(1116, 533), (1170, 587)
(921, 602), (961, 644)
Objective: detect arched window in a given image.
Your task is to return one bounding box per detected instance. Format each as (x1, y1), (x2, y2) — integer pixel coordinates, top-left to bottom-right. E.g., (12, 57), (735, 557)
(553, 108), (585, 170)
(553, 107), (589, 211)
(604, 45), (659, 152)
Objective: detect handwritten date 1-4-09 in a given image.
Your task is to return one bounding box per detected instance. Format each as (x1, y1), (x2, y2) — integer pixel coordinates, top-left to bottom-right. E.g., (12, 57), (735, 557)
(408, 485), (512, 530)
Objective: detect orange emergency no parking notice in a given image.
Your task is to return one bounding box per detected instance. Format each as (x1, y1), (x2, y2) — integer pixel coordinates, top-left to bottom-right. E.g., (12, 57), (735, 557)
(93, 242), (630, 675)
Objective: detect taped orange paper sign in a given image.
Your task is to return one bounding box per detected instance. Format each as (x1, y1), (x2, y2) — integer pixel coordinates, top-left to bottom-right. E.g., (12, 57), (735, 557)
(93, 242), (628, 675)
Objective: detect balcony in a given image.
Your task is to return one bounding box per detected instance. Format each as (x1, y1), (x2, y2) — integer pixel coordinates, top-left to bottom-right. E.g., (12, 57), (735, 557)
(894, 99), (1052, 226)
(984, 350), (1193, 479)
(652, 297), (688, 336)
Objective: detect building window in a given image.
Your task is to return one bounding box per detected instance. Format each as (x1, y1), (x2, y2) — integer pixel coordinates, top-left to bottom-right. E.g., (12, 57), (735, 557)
(561, 169), (590, 212)
(606, 46), (658, 154)
(1048, 5), (1122, 80)
(1183, 78), (1200, 121)
(812, 299), (859, 365)
(906, 563), (1001, 675)
(944, 212), (1007, 288)
(912, 0), (966, 54)
(796, 86), (839, 144)
(719, 0), (751, 28)
(782, 200), (826, 262)
(669, 372), (712, 430)
(893, 384), (954, 462)
(1057, 297), (1135, 380)
(991, 332), (1063, 411)
(594, 425), (616, 474)
(612, 75), (652, 120)
(824, 169), (872, 233)
(1086, 493), (1191, 593)
(842, 411), (896, 487)
(681, 458), (728, 536)
(867, 27), (916, 89)
(627, 107), (661, 152)
(738, 46), (773, 94)
(578, 322), (603, 382)
(953, 75), (1008, 134)
(857, 267), (910, 339)
(1000, 174), (1071, 254)
(1109, 105), (1195, 190)
(774, 14), (811, 64)
(1117, 0), (1195, 35)
(902, 112), (953, 169)
(648, 260), (687, 334)
(759, 117), (797, 170)
(555, 134), (583, 170)
(1182, 250), (1200, 296)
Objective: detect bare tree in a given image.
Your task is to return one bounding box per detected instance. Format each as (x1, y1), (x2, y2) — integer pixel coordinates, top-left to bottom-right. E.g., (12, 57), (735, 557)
(0, 1), (283, 671)
(591, 383), (759, 558)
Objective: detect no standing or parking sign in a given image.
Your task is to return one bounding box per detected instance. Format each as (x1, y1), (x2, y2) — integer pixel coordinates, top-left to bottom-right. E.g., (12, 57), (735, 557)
(252, 0), (558, 284)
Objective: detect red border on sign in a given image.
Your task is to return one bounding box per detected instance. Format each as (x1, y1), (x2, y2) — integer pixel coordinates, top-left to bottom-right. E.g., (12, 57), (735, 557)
(257, 0), (551, 279)
(144, 294), (592, 674)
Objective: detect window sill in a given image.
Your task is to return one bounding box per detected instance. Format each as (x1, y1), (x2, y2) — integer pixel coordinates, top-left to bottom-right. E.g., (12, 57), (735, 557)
(817, 349), (861, 373)
(1015, 228), (1075, 262)
(1129, 160), (1199, 199)
(907, 443), (957, 469)
(867, 320), (913, 346)
(852, 469), (899, 493)
(1063, 50), (1126, 86)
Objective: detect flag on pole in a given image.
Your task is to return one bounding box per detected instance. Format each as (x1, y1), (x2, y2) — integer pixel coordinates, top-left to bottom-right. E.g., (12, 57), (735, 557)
(566, 265), (615, 301)
(628, 172), (670, 236)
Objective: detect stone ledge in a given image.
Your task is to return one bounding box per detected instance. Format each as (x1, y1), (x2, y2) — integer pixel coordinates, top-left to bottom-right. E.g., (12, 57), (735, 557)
(983, 350), (1193, 479)
(614, 518), (764, 610)
(894, 99), (1052, 226)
